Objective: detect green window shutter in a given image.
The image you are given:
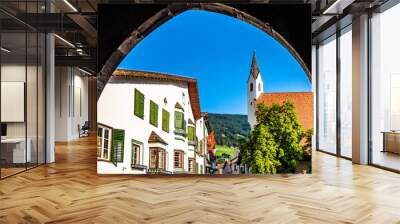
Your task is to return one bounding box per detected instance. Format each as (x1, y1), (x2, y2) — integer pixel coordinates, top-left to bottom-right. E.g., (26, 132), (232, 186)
(149, 102), (153, 124)
(141, 93), (145, 117)
(175, 111), (183, 129)
(188, 126), (195, 141)
(134, 89), (144, 119)
(162, 109), (169, 132)
(111, 129), (125, 166)
(188, 127), (192, 140)
(155, 103), (158, 126)
(150, 101), (158, 127)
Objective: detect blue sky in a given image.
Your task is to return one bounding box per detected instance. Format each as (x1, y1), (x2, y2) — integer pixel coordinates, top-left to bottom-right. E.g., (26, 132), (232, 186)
(118, 10), (311, 115)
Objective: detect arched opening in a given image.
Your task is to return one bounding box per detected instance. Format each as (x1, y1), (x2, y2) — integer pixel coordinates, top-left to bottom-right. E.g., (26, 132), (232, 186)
(97, 3), (311, 100)
(97, 5), (312, 175)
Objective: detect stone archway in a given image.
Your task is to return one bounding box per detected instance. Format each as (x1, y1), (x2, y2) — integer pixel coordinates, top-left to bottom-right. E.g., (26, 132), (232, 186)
(97, 3), (311, 100)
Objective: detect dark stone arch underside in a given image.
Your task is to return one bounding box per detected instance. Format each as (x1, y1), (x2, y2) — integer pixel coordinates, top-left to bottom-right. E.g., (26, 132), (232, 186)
(97, 3), (311, 100)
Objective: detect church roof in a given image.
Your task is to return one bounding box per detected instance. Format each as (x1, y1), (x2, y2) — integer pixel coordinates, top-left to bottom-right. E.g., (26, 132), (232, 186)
(256, 92), (314, 131)
(250, 51), (260, 79)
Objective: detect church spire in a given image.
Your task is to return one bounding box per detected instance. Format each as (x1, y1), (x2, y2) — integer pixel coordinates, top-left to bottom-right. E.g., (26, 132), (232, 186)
(250, 51), (260, 79)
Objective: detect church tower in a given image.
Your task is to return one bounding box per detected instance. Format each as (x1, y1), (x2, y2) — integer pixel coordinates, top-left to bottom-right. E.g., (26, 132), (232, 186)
(247, 51), (264, 129)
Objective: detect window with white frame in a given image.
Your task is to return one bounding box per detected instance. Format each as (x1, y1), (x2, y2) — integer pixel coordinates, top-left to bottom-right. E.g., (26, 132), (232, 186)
(149, 148), (166, 169)
(132, 143), (141, 165)
(188, 158), (194, 173)
(174, 150), (184, 168)
(97, 125), (112, 160)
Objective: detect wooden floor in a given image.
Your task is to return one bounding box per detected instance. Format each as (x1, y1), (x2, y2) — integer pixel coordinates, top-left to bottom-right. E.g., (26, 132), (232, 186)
(0, 167), (26, 178)
(372, 151), (400, 171)
(1, 137), (400, 223)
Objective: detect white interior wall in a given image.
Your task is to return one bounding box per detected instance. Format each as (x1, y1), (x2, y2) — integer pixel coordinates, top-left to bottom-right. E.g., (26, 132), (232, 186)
(1, 64), (38, 138)
(55, 66), (89, 141)
(1, 62), (46, 164)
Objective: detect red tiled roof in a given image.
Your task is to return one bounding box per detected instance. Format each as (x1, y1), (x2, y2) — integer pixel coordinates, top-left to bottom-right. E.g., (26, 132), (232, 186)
(112, 69), (201, 120)
(256, 92), (314, 131)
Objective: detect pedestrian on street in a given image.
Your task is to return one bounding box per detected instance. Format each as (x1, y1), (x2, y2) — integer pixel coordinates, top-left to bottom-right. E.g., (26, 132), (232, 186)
(223, 160), (232, 174)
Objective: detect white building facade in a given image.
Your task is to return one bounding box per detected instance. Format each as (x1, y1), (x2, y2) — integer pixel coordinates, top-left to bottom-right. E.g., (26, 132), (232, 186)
(194, 117), (208, 174)
(97, 69), (208, 174)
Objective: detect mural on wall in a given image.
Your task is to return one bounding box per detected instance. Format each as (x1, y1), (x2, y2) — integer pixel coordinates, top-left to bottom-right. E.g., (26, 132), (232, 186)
(97, 4), (313, 175)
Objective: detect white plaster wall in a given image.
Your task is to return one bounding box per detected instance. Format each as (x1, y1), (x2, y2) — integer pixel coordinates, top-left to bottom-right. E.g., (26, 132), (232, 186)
(195, 117), (208, 174)
(97, 78), (196, 174)
(196, 155), (205, 174)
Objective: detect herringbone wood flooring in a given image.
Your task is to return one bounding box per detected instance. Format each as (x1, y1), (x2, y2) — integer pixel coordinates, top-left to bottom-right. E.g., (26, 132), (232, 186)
(1, 136), (400, 224)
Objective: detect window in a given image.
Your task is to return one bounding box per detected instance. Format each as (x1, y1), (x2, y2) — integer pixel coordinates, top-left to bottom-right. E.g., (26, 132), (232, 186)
(134, 89), (145, 119)
(97, 126), (112, 160)
(188, 158), (194, 173)
(174, 150), (184, 168)
(339, 26), (352, 158)
(0, 1), (47, 179)
(258, 83), (261, 91)
(149, 101), (158, 127)
(188, 126), (195, 141)
(370, 4), (400, 171)
(162, 109), (170, 132)
(199, 140), (204, 154)
(97, 127), (102, 157)
(250, 83), (253, 92)
(174, 111), (185, 130)
(149, 148), (166, 169)
(132, 143), (141, 165)
(103, 129), (110, 160)
(317, 35), (337, 154)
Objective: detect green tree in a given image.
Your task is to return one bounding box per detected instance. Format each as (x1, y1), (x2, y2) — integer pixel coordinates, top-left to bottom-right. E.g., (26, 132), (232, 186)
(240, 124), (281, 174)
(242, 101), (305, 174)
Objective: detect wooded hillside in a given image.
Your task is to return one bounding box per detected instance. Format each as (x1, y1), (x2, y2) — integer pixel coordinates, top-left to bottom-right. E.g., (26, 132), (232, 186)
(208, 113), (250, 147)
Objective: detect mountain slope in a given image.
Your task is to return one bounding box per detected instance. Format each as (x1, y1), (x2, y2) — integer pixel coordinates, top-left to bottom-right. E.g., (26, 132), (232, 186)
(208, 113), (250, 147)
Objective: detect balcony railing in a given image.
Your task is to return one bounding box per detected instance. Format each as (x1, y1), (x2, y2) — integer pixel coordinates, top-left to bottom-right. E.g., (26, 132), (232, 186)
(131, 164), (147, 170)
(173, 168), (189, 174)
(147, 168), (172, 174)
(174, 129), (187, 137)
(188, 140), (197, 146)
